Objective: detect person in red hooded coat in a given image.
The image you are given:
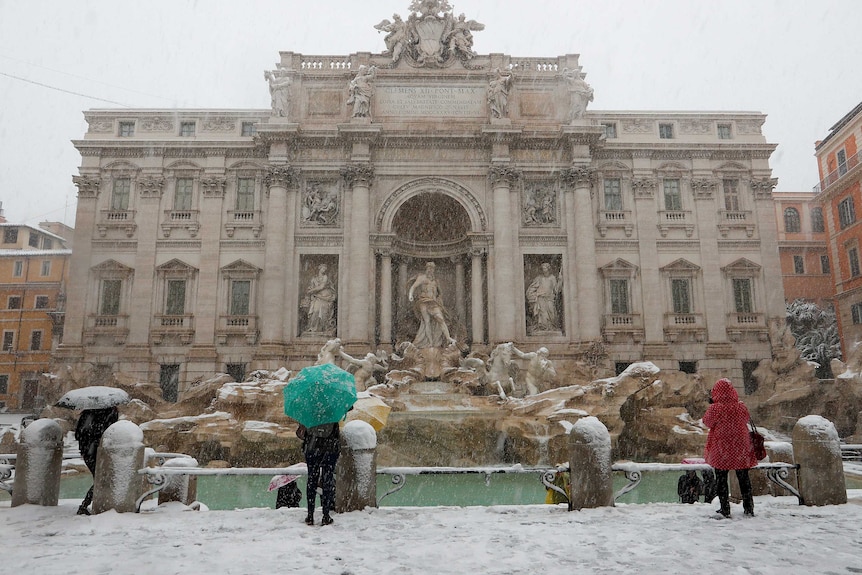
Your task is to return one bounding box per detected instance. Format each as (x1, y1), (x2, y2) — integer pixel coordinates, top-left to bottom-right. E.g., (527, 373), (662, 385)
(703, 378), (757, 517)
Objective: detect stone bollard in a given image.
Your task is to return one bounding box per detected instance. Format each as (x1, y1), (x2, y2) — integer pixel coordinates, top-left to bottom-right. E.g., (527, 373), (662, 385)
(93, 420), (146, 514)
(11, 418), (63, 507)
(335, 420), (377, 512)
(157, 456), (199, 506)
(792, 415), (847, 506)
(568, 416), (614, 510)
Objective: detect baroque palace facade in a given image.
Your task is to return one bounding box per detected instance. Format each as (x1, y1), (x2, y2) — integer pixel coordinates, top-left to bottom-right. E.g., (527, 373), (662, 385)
(58, 1), (783, 398)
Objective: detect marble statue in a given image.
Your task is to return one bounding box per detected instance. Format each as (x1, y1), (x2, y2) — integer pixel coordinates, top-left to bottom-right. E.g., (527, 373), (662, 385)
(523, 187), (556, 226)
(487, 69), (512, 119)
(562, 68), (593, 122)
(407, 261), (456, 348)
(443, 13), (484, 61)
(374, 14), (409, 63)
(314, 338), (343, 365)
(304, 264), (337, 333)
(526, 262), (563, 333)
(348, 65), (377, 119)
(340, 350), (388, 392)
(513, 346), (557, 395)
(264, 68), (291, 118)
(486, 342), (518, 400)
(302, 183), (339, 226)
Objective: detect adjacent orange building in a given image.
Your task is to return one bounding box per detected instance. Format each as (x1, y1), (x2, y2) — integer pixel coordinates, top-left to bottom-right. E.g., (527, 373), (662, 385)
(814, 101), (862, 357)
(0, 222), (71, 411)
(773, 191), (833, 308)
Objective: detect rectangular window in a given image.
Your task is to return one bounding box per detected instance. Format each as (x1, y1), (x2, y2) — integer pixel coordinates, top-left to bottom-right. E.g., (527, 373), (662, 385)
(3, 228), (18, 243)
(40, 260), (51, 276)
(793, 255), (805, 274)
(0, 375), (7, 395)
(159, 364), (180, 403)
(30, 330), (42, 351)
(679, 361), (698, 374)
(609, 279), (629, 314)
(671, 279), (691, 314)
(100, 279), (122, 315)
(165, 279), (187, 315)
(8, 296), (21, 310)
(179, 121), (196, 137)
(112, 177), (131, 211)
(42, 237), (53, 249)
(236, 178), (255, 211)
(230, 280), (251, 315)
(659, 123), (674, 139)
(732, 278), (753, 313)
(717, 124), (732, 139)
(839, 196), (855, 229)
(2, 332), (14, 352)
(853, 302), (862, 325)
(174, 178), (194, 210)
(838, 149), (848, 176)
(663, 179), (682, 211)
(722, 179), (740, 211)
(850, 247), (861, 278)
(28, 233), (40, 248)
(821, 255), (830, 274)
(118, 121), (135, 137)
(13, 261), (23, 277)
(241, 122), (256, 137)
(601, 122), (617, 139)
(603, 178), (622, 211)
(35, 295), (50, 309)
(811, 207), (825, 232)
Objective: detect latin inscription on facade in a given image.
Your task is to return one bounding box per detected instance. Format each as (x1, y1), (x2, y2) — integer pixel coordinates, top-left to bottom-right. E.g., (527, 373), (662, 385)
(376, 85), (485, 118)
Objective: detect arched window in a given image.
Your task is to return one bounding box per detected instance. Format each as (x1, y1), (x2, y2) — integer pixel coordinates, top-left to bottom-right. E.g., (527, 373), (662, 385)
(811, 207), (825, 232)
(784, 207), (801, 233)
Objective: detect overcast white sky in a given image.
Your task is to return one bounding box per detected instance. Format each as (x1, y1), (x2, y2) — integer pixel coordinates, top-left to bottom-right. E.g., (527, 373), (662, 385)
(1, 0), (860, 228)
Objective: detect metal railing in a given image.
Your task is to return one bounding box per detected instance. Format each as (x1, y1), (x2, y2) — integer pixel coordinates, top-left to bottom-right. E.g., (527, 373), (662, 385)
(813, 150), (860, 194)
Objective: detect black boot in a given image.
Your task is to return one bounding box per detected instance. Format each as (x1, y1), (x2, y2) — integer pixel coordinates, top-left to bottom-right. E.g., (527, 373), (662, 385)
(304, 513), (315, 525)
(321, 514), (333, 526)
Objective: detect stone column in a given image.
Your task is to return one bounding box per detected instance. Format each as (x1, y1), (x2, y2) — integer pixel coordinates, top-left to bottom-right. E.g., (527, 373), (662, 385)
(11, 419), (63, 507)
(470, 247), (485, 344)
(792, 415), (847, 506)
(62, 175), (101, 351)
(398, 258), (409, 320)
(563, 167), (600, 339)
(378, 248), (393, 346)
(341, 164), (375, 345)
(752, 178), (785, 320)
(690, 178), (727, 342)
(489, 165), (520, 341)
(93, 421), (146, 514)
(568, 416), (614, 510)
(335, 420), (378, 512)
(259, 165), (296, 348)
(454, 256), (466, 328)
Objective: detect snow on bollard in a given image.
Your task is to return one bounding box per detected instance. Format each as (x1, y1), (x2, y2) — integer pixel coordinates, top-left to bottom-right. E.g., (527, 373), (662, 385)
(335, 420), (377, 512)
(568, 416), (614, 510)
(158, 456), (199, 506)
(11, 418), (63, 507)
(93, 420), (146, 514)
(792, 415), (847, 506)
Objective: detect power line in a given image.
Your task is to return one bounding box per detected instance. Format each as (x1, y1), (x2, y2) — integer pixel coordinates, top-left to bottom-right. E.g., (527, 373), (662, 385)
(0, 54), (176, 103)
(0, 71), (131, 107)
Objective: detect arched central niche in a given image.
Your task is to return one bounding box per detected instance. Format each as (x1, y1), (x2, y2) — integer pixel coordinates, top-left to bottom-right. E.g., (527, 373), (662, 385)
(392, 192), (471, 248)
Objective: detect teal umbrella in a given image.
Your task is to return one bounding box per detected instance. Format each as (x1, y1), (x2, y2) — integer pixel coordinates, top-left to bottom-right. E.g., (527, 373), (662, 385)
(282, 363), (357, 428)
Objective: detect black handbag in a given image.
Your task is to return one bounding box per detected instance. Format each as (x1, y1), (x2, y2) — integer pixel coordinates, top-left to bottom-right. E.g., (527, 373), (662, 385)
(749, 418), (767, 460)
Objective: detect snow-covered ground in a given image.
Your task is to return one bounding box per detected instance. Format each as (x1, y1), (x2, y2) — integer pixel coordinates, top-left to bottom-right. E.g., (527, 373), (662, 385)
(2, 493), (862, 574)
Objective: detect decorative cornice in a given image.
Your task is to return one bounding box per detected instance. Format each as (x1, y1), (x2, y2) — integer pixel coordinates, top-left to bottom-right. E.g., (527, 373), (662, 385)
(341, 163), (375, 187)
(137, 176), (166, 198)
(489, 164), (522, 186)
(87, 119), (113, 133)
(202, 117), (237, 132)
(264, 165), (298, 189)
(200, 177), (227, 198)
(140, 117), (174, 132)
(72, 175), (101, 198)
(560, 166), (594, 188)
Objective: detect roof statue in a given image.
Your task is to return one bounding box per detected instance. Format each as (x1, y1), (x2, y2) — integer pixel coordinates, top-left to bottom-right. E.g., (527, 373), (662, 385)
(373, 0), (484, 68)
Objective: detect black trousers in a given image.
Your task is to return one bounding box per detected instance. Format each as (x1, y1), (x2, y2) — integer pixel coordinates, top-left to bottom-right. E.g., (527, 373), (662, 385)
(80, 442), (98, 508)
(305, 448), (339, 517)
(715, 468), (753, 514)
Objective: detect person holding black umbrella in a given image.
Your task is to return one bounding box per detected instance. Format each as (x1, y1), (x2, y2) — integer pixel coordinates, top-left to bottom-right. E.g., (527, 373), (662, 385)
(296, 421), (340, 525)
(75, 406), (119, 515)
